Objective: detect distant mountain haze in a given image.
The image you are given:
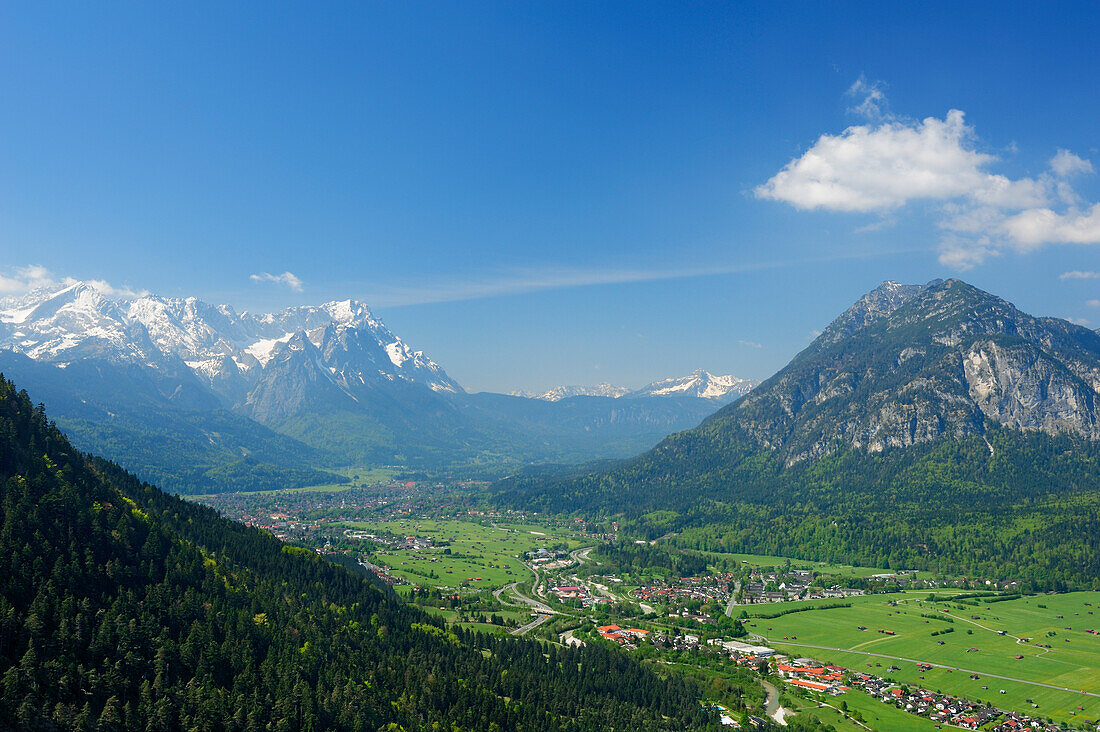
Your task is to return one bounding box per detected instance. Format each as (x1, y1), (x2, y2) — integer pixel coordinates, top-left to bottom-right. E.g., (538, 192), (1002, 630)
(512, 370), (758, 402)
(0, 282), (750, 492)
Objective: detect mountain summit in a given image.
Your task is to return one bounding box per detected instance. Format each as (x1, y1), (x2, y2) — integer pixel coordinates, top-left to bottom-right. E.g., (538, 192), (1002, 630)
(630, 369), (757, 401)
(736, 278), (1100, 464)
(515, 370), (757, 403)
(0, 282), (460, 400)
(501, 279), (1100, 584)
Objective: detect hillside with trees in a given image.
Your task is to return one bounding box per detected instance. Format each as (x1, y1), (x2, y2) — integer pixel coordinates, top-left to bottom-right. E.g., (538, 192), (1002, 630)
(0, 376), (718, 731)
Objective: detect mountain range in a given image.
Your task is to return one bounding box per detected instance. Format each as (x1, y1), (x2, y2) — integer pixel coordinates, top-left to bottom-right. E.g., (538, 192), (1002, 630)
(513, 370), (757, 402)
(0, 282), (753, 493)
(500, 279), (1100, 587)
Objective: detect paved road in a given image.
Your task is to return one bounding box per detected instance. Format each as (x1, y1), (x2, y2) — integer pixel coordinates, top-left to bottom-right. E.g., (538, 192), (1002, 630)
(512, 613), (552, 636)
(502, 580), (555, 615)
(725, 580), (742, 617)
(566, 545), (624, 606)
(568, 546), (593, 565)
(527, 561), (548, 600)
(764, 640), (1100, 699)
(492, 583), (522, 608)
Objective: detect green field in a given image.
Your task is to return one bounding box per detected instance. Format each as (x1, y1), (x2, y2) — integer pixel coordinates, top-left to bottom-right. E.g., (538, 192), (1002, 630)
(420, 606), (530, 635)
(193, 466), (401, 498)
(747, 591), (1100, 724)
(696, 549), (932, 581)
(269, 466), (402, 493)
(785, 688), (940, 731)
(339, 517), (586, 591)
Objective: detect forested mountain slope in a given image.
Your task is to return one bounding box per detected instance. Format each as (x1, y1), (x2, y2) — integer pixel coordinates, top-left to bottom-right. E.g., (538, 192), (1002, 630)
(0, 376), (717, 731)
(499, 280), (1100, 588)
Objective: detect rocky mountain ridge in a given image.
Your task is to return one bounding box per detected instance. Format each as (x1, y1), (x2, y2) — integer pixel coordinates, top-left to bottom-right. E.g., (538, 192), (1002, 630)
(0, 282), (459, 411)
(513, 369), (757, 403)
(640, 279), (1100, 470)
(631, 369), (757, 401)
(0, 281), (741, 489)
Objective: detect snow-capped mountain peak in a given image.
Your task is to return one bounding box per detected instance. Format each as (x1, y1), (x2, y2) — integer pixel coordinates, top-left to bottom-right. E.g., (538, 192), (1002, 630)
(0, 281), (461, 403)
(630, 369), (758, 401)
(524, 383), (632, 401)
(323, 298), (374, 326)
(516, 370), (758, 403)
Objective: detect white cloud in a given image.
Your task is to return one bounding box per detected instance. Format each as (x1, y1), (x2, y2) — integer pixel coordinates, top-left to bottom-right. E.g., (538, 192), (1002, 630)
(0, 265), (147, 299)
(250, 271), (303, 292)
(0, 265), (56, 294)
(756, 83), (1100, 268)
(737, 339), (763, 349)
(1086, 299), (1100, 307)
(847, 77), (889, 120)
(85, 279), (149, 298)
(1068, 316), (1091, 326)
(1050, 149), (1094, 177)
(1061, 270), (1100, 280)
(937, 236), (1000, 270)
(754, 110), (1045, 214)
(1001, 203), (1100, 248)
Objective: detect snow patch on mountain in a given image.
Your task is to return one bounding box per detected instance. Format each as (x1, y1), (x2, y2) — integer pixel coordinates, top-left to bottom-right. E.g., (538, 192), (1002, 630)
(0, 281), (462, 402)
(631, 369), (758, 401)
(246, 333), (296, 366)
(517, 370), (758, 403)
(524, 383), (632, 401)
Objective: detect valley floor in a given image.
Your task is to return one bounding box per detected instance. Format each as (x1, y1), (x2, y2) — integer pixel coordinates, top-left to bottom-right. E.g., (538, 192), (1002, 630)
(195, 479), (1100, 731)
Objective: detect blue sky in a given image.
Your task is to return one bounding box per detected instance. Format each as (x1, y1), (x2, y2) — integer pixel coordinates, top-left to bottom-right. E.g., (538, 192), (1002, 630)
(2, 2), (1099, 393)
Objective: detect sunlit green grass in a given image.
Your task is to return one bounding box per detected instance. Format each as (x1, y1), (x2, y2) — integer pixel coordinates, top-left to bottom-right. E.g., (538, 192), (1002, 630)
(337, 517), (586, 590)
(751, 591), (1100, 723)
(693, 549), (933, 581)
(786, 690), (941, 731)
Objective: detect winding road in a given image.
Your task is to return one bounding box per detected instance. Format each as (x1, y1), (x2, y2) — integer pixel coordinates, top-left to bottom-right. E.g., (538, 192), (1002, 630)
(512, 613), (553, 635)
(496, 581), (555, 615)
(495, 566), (557, 636)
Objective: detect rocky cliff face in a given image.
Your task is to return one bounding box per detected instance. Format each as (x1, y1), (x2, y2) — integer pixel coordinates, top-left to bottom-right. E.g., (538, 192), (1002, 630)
(716, 279), (1100, 465)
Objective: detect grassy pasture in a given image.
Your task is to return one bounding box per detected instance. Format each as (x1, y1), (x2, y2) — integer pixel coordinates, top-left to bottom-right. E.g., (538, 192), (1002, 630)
(748, 591), (1100, 723)
(786, 690), (940, 731)
(694, 549), (932, 581)
(192, 466), (400, 498)
(338, 517), (585, 591)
